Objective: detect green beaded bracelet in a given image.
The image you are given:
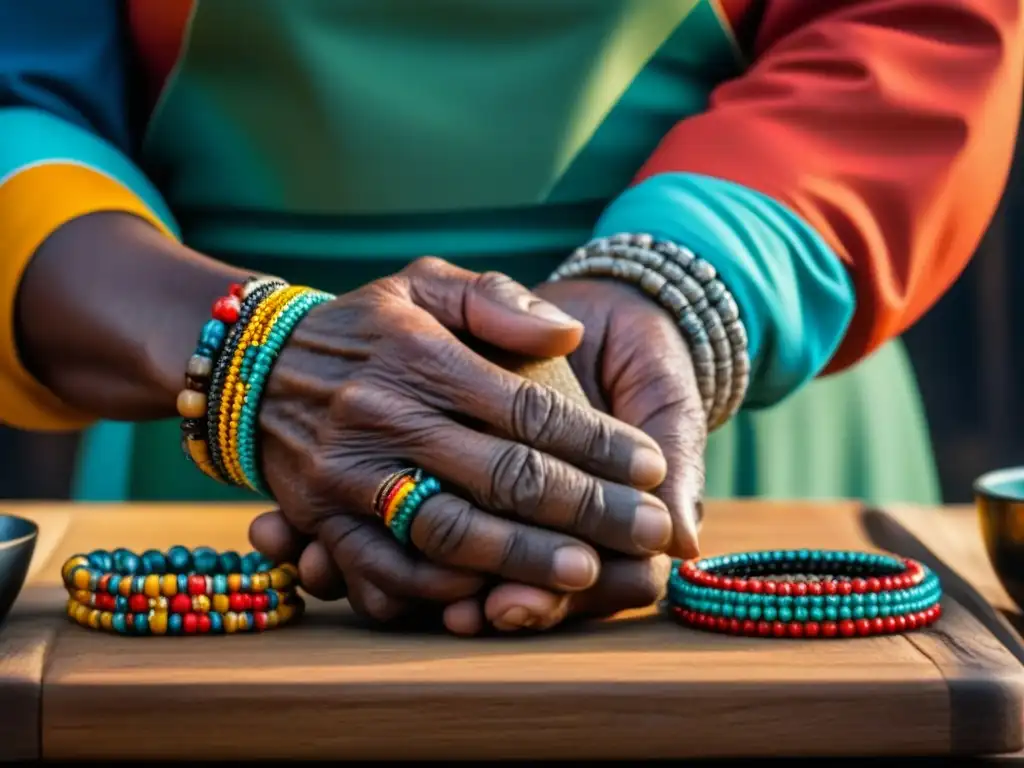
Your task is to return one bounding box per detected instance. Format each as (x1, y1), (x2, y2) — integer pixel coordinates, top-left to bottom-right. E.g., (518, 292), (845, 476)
(235, 289), (334, 494)
(388, 476), (442, 545)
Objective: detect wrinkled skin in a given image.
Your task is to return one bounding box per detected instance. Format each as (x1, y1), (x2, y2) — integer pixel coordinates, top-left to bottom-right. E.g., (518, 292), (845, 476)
(252, 264), (708, 635)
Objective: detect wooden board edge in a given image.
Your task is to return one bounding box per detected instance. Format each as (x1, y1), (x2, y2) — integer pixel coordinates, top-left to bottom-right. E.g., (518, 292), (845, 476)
(862, 507), (1024, 755)
(0, 622), (54, 761)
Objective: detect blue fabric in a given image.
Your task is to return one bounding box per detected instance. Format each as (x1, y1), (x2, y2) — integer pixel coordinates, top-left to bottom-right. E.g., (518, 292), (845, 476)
(594, 172), (855, 408)
(0, 1), (178, 502)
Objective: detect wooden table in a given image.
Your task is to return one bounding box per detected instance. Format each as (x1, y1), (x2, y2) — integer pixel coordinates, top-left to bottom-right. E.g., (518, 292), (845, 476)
(1, 500), (1022, 761)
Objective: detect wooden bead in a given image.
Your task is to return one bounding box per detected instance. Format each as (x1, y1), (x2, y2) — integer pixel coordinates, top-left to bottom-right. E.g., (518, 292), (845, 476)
(186, 355), (213, 379)
(176, 389), (207, 419)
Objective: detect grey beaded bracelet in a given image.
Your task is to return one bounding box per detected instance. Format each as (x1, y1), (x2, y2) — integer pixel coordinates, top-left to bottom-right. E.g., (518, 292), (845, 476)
(550, 234), (750, 429)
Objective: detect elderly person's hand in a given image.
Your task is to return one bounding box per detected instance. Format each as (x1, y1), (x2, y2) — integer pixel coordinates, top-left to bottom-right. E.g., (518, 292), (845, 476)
(256, 256), (675, 611)
(252, 270), (706, 634)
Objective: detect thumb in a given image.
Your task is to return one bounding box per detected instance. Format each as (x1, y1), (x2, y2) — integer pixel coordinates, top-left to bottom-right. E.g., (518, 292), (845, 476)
(401, 256), (583, 358)
(606, 325), (706, 559)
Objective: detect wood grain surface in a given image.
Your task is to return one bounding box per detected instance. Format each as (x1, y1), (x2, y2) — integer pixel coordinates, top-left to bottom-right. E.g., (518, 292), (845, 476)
(0, 500), (1022, 760)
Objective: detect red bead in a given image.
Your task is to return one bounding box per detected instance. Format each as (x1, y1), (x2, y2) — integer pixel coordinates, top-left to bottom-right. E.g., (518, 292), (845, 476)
(777, 583), (792, 597)
(809, 582), (823, 596)
(129, 594), (149, 613)
(97, 593), (116, 611)
(742, 620), (757, 635)
(229, 593), (246, 612)
(855, 618), (872, 636)
(252, 594), (269, 611)
(881, 576), (894, 591)
(839, 619), (856, 637)
(197, 614), (212, 633)
(866, 578), (881, 592)
(824, 580), (838, 595)
(720, 577), (734, 590)
(757, 621), (771, 637)
(851, 578), (868, 594)
(212, 295), (241, 323)
(772, 621), (787, 638)
(934, 603), (943, 619)
(871, 618), (885, 634)
(793, 582), (808, 597)
(748, 579), (763, 594)
(822, 621), (838, 638)
(764, 581), (778, 595)
(188, 575), (207, 595)
(805, 622), (820, 638)
(729, 619), (741, 635)
(228, 282), (243, 298)
(126, 614), (135, 628)
(895, 615), (908, 632)
(907, 613), (920, 629)
(255, 612), (269, 631)
(170, 594), (192, 614)
(733, 579), (748, 593)
(838, 581), (853, 596)
(716, 617), (730, 632)
(787, 622), (803, 638)
(883, 617), (898, 633)
(183, 613), (198, 633)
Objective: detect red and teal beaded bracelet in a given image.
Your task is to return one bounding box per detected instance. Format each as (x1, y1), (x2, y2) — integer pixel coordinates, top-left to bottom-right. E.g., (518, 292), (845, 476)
(667, 549), (943, 639)
(61, 546), (303, 636)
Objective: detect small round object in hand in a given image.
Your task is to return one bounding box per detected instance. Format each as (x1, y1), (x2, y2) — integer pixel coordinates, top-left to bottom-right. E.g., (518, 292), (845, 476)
(60, 546), (304, 636)
(667, 548), (943, 639)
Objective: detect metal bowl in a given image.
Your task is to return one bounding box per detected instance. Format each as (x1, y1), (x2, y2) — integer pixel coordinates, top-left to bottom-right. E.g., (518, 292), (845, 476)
(975, 467), (1024, 610)
(0, 514), (38, 625)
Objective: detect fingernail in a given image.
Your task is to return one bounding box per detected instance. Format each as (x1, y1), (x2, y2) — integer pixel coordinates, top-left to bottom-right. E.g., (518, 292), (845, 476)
(524, 298), (582, 328)
(630, 446), (667, 488)
(632, 501), (673, 552)
(553, 547), (598, 589)
(494, 606), (532, 631)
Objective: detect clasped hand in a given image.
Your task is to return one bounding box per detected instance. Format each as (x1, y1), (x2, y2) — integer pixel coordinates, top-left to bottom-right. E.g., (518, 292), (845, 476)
(250, 257), (707, 634)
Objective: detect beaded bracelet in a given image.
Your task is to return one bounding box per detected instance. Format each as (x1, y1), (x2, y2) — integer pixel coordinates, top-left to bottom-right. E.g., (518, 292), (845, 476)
(61, 547), (303, 636)
(550, 234), (750, 429)
(185, 277), (335, 494)
(178, 278), (286, 482)
(667, 549), (943, 639)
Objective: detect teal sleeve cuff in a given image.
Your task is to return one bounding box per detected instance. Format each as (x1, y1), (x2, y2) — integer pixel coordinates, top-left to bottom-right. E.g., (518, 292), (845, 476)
(0, 107), (179, 237)
(593, 172), (854, 408)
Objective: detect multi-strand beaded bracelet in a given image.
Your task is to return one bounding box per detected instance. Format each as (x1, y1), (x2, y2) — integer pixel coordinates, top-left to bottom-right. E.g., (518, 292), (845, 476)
(62, 547), (303, 636)
(667, 549), (943, 639)
(176, 277), (334, 494)
(551, 233), (750, 430)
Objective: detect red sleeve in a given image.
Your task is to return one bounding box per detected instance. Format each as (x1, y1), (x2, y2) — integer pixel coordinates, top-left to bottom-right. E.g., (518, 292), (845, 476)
(639, 0), (1023, 373)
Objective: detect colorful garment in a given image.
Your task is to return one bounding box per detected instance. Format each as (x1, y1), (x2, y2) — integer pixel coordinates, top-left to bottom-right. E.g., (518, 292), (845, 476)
(1, 0), (1019, 504)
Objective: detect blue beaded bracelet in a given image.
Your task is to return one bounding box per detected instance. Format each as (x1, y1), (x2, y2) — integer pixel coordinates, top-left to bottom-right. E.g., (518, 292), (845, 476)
(388, 476), (443, 545)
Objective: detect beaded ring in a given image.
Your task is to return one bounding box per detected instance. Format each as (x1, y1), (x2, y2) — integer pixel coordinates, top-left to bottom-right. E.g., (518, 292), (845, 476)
(667, 549), (943, 639)
(374, 470), (442, 546)
(61, 546), (304, 636)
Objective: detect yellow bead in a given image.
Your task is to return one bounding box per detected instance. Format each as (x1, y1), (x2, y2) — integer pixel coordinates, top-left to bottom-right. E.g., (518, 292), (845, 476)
(250, 573), (269, 592)
(237, 612), (250, 631)
(227, 574), (242, 591)
(176, 388), (207, 419)
(66, 598), (77, 618)
(187, 438), (210, 464)
(144, 574), (161, 598)
(265, 612), (279, 629)
(212, 594), (230, 613)
(87, 609), (102, 629)
(161, 574), (178, 596)
(119, 578), (133, 597)
(277, 603), (293, 622)
(193, 594), (211, 612)
(62, 555), (89, 583)
(100, 612), (114, 631)
(269, 569), (291, 590)
(151, 596), (168, 611)
(72, 568), (91, 590)
(74, 603), (90, 624)
(224, 612), (239, 633)
(72, 589), (89, 605)
(149, 611), (168, 635)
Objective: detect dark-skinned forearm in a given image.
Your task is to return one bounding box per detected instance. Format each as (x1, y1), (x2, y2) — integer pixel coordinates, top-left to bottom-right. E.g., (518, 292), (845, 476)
(15, 212), (250, 421)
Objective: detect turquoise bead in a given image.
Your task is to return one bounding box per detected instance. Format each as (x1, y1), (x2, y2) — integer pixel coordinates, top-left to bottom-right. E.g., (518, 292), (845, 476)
(113, 548), (140, 575)
(141, 549), (168, 574)
(218, 551), (242, 573)
(167, 546), (192, 573)
(134, 613), (149, 635)
(168, 613), (183, 635)
(112, 613), (127, 634)
(107, 576), (121, 595)
(212, 574), (228, 594)
(209, 612), (224, 633)
(192, 547), (218, 574)
(199, 319), (227, 350)
(88, 550), (113, 570)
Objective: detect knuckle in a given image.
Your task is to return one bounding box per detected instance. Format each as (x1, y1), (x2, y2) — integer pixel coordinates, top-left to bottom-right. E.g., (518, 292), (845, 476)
(510, 380), (561, 444)
(567, 478), (606, 539)
(488, 444), (547, 519)
(414, 499), (474, 561)
(329, 380), (381, 426)
(405, 255), (447, 276)
(497, 526), (532, 576)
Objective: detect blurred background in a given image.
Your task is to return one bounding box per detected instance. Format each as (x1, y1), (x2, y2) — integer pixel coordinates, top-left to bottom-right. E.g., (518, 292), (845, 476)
(2, 121), (1023, 505)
